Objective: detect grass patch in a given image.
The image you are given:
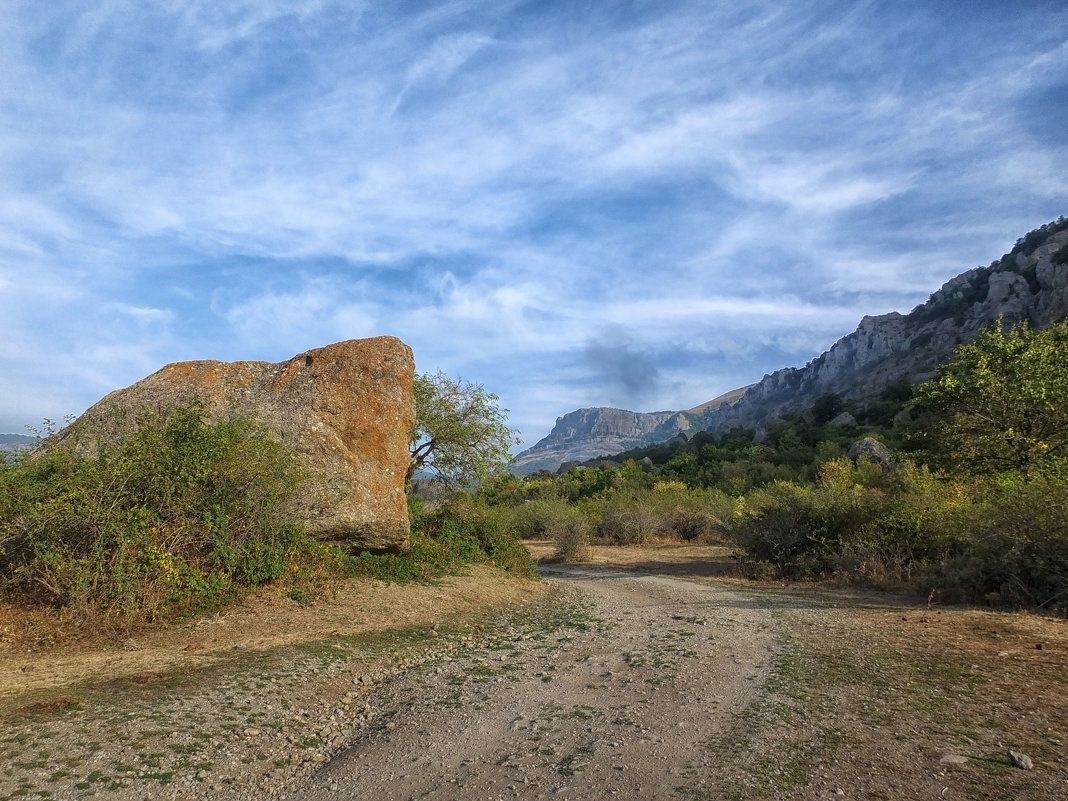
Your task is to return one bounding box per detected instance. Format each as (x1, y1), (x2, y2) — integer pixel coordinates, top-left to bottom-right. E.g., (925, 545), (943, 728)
(348, 498), (537, 585)
(557, 742), (595, 776)
(689, 584), (1068, 801)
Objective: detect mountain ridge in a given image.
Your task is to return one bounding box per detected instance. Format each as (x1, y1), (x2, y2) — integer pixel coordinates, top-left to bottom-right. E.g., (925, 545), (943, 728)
(512, 387), (753, 474)
(513, 217), (1068, 473)
(0, 433), (36, 452)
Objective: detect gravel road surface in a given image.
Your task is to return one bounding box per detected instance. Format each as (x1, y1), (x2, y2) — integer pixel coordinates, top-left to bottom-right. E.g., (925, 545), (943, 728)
(274, 566), (777, 800)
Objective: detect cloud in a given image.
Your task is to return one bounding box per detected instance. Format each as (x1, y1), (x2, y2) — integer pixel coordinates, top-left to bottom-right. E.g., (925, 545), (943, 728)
(105, 302), (175, 328)
(584, 332), (661, 405)
(0, 0), (1066, 442)
(391, 31), (496, 114)
(217, 275), (386, 354)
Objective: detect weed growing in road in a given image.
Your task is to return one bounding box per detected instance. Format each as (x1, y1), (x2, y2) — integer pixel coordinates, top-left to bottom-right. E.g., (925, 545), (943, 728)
(557, 741), (595, 776)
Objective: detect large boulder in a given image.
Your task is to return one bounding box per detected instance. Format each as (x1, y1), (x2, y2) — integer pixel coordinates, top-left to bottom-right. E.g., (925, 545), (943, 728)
(55, 336), (415, 551)
(847, 436), (893, 468)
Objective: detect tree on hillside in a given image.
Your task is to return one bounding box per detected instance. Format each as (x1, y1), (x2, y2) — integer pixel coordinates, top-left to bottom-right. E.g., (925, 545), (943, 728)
(914, 318), (1068, 475)
(811, 392), (844, 425)
(407, 372), (519, 491)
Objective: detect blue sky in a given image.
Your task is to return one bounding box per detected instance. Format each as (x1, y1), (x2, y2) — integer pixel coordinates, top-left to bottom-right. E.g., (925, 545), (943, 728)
(1, 1), (1066, 449)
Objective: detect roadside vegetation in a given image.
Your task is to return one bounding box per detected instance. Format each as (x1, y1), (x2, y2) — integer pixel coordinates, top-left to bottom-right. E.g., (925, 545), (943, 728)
(463, 316), (1068, 614)
(2, 306), (1065, 628)
(0, 401), (322, 623)
(0, 390), (533, 630)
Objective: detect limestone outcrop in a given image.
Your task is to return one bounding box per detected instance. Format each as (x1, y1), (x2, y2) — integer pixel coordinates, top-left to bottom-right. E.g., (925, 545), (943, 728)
(847, 437), (892, 467)
(512, 407), (695, 473)
(515, 219), (1068, 472)
(703, 224), (1068, 434)
(55, 337), (415, 551)
(512, 386), (752, 473)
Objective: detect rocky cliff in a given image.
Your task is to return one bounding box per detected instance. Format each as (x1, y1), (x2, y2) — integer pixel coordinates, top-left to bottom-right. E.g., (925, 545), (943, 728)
(513, 384), (755, 473)
(512, 407), (696, 473)
(515, 218), (1068, 472)
(54, 337), (415, 551)
(703, 220), (1068, 433)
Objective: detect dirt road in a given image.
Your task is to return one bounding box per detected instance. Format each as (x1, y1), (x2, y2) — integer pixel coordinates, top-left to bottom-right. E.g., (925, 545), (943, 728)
(272, 565), (777, 800)
(7, 548), (1061, 800)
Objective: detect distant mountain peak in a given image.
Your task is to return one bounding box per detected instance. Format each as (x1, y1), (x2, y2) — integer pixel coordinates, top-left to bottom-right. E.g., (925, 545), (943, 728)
(514, 217), (1068, 473)
(511, 407), (701, 473)
(0, 433), (37, 452)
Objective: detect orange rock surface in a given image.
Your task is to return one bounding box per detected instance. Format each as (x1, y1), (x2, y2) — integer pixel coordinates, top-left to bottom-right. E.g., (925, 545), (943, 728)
(58, 337), (415, 551)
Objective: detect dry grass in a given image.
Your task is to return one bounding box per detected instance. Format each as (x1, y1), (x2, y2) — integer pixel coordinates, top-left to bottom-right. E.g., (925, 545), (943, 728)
(0, 565), (548, 705)
(526, 538), (735, 570)
(728, 591), (1068, 800)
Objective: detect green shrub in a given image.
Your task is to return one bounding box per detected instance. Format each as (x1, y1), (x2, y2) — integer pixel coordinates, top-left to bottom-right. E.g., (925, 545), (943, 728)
(929, 473), (1068, 611)
(454, 499), (538, 578)
(550, 514), (592, 562)
(0, 401), (323, 620)
(733, 481), (830, 579)
(508, 497), (578, 541)
(347, 531), (454, 583)
(732, 459), (963, 582)
(729, 452), (1068, 606)
(350, 495), (536, 582)
(565, 483), (737, 546)
(651, 484), (733, 543)
(663, 506), (719, 541)
(824, 459), (964, 582)
(593, 495), (661, 544)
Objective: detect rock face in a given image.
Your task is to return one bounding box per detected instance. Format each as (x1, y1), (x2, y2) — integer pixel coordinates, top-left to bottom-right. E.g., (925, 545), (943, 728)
(511, 407), (697, 473)
(513, 386), (752, 473)
(703, 223), (1068, 434)
(847, 437), (892, 467)
(516, 219), (1068, 472)
(56, 337), (415, 551)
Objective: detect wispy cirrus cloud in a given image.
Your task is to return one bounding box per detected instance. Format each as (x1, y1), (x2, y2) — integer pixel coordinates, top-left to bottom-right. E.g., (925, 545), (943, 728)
(0, 0), (1066, 446)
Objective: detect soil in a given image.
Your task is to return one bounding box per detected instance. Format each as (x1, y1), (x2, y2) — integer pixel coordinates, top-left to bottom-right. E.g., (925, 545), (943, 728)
(1, 544), (1066, 800)
(274, 564), (775, 800)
